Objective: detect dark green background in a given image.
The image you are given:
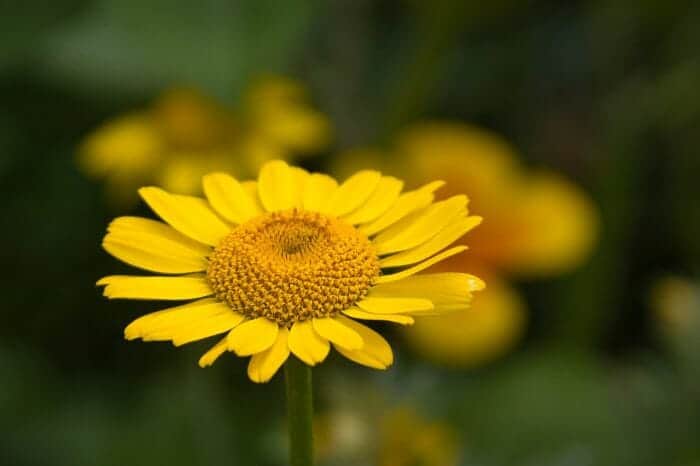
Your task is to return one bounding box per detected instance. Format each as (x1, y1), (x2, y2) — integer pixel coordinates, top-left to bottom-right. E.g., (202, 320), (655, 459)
(1, 1), (699, 465)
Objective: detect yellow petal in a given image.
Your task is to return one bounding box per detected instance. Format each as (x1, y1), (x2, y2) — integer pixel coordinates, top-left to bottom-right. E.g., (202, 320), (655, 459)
(373, 195), (468, 255)
(103, 217), (209, 274)
(335, 345), (386, 369)
(312, 317), (363, 350)
(356, 297), (433, 314)
(227, 317), (279, 356)
(139, 187), (230, 246)
(375, 246), (468, 284)
(342, 177), (404, 225)
(370, 273), (485, 313)
(202, 172), (262, 223)
(172, 312), (246, 346)
(98, 275), (212, 300)
(302, 173), (338, 212)
(291, 166), (310, 192)
(326, 170), (382, 217)
(107, 217), (211, 255)
(343, 307), (414, 325)
(124, 298), (237, 340)
(380, 216), (482, 267)
(288, 321), (330, 365)
(258, 160), (306, 211)
(198, 337), (229, 367)
(402, 277), (524, 368)
(333, 317), (393, 369)
(360, 181), (444, 236)
(247, 328), (291, 383)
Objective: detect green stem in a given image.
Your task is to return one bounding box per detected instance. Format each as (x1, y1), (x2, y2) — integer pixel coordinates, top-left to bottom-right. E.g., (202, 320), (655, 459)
(284, 357), (314, 466)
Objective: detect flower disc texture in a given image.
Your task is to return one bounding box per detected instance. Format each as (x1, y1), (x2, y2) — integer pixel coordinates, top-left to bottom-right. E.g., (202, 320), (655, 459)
(98, 160), (484, 382)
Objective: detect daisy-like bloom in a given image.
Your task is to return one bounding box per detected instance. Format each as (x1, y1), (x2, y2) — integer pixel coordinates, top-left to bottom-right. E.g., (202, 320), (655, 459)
(97, 160), (483, 382)
(79, 76), (331, 204)
(332, 122), (599, 368)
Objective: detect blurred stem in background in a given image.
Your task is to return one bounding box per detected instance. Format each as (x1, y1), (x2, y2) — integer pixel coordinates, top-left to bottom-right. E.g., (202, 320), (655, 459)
(555, 120), (646, 346)
(552, 5), (700, 349)
(285, 357), (314, 466)
(551, 66), (659, 348)
(380, 0), (525, 140)
(380, 0), (468, 140)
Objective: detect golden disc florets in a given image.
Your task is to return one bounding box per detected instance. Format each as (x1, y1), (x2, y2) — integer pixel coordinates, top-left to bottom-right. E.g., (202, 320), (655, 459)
(206, 209), (380, 326)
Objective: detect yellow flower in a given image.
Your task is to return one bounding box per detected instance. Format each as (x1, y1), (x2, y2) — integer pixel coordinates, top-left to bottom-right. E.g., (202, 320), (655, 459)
(97, 160), (483, 382)
(334, 122), (598, 368)
(79, 77), (331, 203)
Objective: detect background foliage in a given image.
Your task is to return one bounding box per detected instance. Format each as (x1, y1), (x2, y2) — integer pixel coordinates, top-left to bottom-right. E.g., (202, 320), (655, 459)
(1, 1), (699, 465)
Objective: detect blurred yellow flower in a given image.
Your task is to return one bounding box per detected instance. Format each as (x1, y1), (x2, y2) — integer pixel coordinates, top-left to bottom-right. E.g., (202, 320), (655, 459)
(393, 123), (598, 277)
(334, 122), (599, 368)
(78, 76), (331, 204)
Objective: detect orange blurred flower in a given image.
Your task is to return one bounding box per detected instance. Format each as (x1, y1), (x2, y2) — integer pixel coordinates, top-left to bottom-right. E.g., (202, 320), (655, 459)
(334, 122), (599, 367)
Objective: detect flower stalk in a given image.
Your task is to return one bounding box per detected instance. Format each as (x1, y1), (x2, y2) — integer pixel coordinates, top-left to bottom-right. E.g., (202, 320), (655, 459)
(285, 357), (314, 466)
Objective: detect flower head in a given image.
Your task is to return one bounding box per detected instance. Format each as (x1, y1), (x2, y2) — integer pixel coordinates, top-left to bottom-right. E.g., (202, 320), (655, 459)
(79, 77), (331, 203)
(98, 160), (483, 382)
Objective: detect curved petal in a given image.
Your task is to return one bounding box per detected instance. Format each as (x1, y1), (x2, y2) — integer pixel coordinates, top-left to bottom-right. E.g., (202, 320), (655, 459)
(333, 318), (393, 369)
(227, 317), (279, 356)
(356, 297), (433, 315)
(241, 181), (264, 209)
(257, 160), (307, 211)
(139, 187), (230, 246)
(198, 337), (229, 367)
(370, 273), (485, 313)
(247, 328), (290, 383)
(342, 177), (403, 225)
(302, 173), (338, 213)
(375, 246), (467, 284)
(380, 216), (481, 267)
(124, 298), (242, 340)
(171, 311), (246, 346)
(107, 216), (211, 254)
(373, 195), (468, 255)
(343, 307), (414, 325)
(98, 275), (212, 300)
(202, 172), (262, 223)
(288, 320), (330, 365)
(326, 170), (382, 217)
(402, 277), (524, 368)
(103, 217), (209, 274)
(359, 181), (443, 236)
(312, 317), (363, 350)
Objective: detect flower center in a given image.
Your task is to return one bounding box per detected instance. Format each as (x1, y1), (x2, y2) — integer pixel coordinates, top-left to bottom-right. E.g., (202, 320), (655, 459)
(206, 209), (380, 326)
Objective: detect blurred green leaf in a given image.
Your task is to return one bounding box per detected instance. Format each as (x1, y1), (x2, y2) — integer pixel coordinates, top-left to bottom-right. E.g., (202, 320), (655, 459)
(36, 0), (320, 99)
(453, 350), (629, 466)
